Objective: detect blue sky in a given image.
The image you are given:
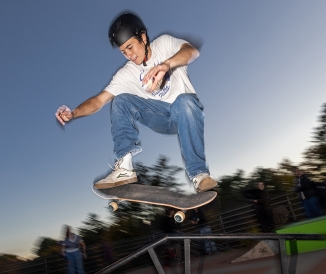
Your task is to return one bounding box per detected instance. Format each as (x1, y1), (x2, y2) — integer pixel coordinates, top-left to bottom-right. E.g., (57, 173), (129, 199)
(1, 1), (326, 258)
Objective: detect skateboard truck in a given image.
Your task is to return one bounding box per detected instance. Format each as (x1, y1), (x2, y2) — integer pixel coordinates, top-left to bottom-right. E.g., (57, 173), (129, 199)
(108, 199), (186, 222)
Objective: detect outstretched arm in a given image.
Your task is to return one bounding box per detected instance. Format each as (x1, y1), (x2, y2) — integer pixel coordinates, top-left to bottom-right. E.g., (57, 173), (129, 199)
(55, 91), (114, 125)
(142, 43), (200, 92)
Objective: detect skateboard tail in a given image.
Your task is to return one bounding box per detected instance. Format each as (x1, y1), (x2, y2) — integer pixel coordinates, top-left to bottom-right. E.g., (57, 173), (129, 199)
(94, 177), (138, 190)
(92, 185), (118, 199)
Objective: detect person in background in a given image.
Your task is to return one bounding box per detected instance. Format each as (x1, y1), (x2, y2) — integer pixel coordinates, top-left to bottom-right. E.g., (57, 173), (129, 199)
(161, 209), (182, 266)
(61, 225), (86, 274)
(189, 207), (217, 254)
(243, 182), (274, 232)
(293, 167), (324, 219)
(189, 207), (207, 226)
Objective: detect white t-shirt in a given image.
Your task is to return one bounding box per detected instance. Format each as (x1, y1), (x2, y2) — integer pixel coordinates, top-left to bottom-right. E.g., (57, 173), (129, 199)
(104, 34), (196, 104)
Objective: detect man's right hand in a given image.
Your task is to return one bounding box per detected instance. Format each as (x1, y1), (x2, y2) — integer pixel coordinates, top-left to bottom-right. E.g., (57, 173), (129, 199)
(55, 105), (74, 125)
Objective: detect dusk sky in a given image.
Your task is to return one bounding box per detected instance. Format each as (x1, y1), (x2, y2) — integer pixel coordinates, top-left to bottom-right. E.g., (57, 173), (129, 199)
(1, 1), (326, 258)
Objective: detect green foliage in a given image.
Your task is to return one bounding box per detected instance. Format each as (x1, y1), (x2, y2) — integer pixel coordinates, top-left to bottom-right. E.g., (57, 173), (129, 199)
(78, 213), (108, 244)
(217, 169), (248, 208)
(32, 237), (59, 257)
(135, 154), (184, 190)
(313, 102), (326, 144)
(277, 158), (295, 173)
(302, 103), (326, 180)
(0, 254), (26, 274)
(248, 167), (287, 194)
(0, 254), (23, 263)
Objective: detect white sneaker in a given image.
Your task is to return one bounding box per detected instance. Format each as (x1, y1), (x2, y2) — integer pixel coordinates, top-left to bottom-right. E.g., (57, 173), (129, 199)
(94, 159), (137, 189)
(193, 173), (218, 192)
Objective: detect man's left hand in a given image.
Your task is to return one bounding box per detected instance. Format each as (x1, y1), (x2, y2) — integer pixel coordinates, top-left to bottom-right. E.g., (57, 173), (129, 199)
(142, 63), (169, 92)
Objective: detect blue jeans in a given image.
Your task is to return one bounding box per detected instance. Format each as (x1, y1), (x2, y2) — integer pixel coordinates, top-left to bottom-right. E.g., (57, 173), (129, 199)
(65, 250), (85, 274)
(110, 93), (209, 179)
(302, 196), (324, 219)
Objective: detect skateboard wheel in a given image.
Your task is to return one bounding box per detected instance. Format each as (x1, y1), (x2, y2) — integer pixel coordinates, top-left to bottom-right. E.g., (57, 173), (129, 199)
(174, 211), (185, 223)
(108, 201), (118, 212)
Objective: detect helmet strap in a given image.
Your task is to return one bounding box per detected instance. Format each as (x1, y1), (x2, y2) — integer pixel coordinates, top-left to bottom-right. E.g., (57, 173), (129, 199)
(142, 44), (148, 66)
(141, 34), (148, 66)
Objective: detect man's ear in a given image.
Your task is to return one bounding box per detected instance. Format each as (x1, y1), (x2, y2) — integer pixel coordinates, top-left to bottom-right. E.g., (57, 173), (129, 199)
(141, 32), (147, 44)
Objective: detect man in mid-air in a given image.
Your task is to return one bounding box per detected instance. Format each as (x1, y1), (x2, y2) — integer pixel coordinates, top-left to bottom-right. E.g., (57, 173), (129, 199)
(55, 12), (217, 193)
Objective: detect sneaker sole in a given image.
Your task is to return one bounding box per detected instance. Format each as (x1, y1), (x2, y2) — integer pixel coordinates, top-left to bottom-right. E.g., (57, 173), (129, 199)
(94, 177), (138, 190)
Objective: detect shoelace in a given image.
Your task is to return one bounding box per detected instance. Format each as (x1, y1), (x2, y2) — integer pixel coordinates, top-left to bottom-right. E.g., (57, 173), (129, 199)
(108, 158), (123, 171)
(193, 174), (210, 188)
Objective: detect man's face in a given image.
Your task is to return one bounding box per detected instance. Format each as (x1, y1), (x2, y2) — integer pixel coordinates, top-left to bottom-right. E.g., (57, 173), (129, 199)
(294, 169), (302, 177)
(257, 182), (265, 190)
(119, 33), (146, 65)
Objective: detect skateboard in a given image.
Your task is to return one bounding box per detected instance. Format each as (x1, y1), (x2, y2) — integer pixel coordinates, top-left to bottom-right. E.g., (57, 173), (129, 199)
(92, 184), (217, 223)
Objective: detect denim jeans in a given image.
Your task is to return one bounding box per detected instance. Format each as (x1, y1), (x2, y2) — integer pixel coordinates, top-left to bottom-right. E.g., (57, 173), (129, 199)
(65, 250), (85, 274)
(110, 93), (209, 179)
(302, 196), (324, 219)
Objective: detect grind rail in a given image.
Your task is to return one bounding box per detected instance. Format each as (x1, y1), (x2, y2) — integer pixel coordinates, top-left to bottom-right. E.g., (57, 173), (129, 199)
(95, 233), (325, 274)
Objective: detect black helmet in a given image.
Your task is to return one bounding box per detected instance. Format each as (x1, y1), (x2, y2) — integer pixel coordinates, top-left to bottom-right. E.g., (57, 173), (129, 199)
(109, 13), (147, 47)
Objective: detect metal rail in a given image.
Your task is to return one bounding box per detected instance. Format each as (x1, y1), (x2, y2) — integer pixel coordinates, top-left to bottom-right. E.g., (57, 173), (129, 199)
(95, 233), (325, 274)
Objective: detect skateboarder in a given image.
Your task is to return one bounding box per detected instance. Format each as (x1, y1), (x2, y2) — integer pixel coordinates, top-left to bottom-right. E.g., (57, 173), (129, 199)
(55, 12), (217, 193)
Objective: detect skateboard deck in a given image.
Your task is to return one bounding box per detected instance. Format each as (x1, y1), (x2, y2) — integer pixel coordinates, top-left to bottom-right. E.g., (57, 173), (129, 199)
(92, 183), (217, 222)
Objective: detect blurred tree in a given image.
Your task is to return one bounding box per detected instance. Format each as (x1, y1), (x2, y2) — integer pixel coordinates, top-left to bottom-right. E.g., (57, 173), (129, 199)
(302, 103), (326, 180)
(78, 213), (108, 244)
(276, 158), (296, 191)
(277, 158), (295, 174)
(135, 154), (184, 190)
(248, 167), (284, 194)
(32, 237), (60, 257)
(313, 103), (326, 145)
(0, 254), (25, 274)
(218, 169), (247, 208)
(0, 254), (22, 263)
